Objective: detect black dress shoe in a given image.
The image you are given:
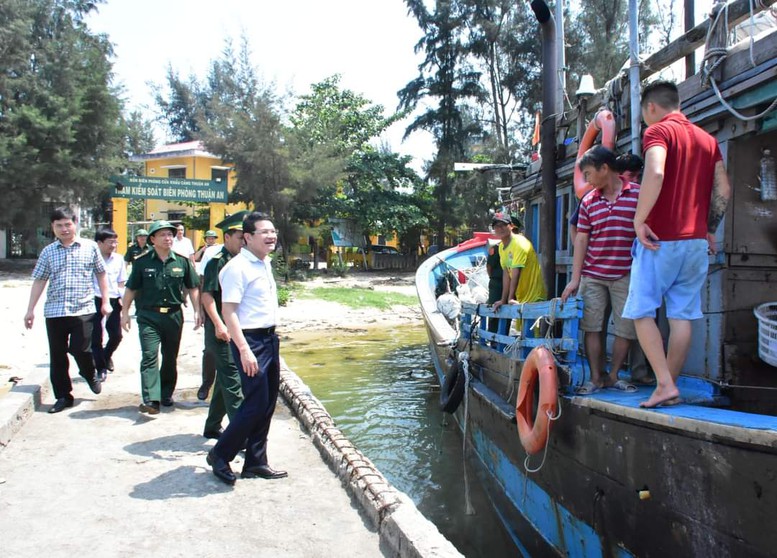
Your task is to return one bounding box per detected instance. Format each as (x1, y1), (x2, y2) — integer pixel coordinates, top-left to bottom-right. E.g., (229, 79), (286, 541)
(86, 374), (102, 394)
(106, 357), (114, 372)
(241, 465), (288, 480)
(203, 428), (223, 440)
(48, 397), (74, 414)
(207, 450), (236, 485)
(139, 401), (160, 415)
(161, 397), (174, 407)
(197, 385), (211, 401)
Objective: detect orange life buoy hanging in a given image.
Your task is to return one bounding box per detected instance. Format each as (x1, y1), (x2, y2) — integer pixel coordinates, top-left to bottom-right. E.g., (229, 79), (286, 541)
(573, 109), (616, 199)
(515, 346), (559, 455)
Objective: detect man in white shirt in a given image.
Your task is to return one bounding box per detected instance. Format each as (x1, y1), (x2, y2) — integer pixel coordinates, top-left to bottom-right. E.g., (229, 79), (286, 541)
(172, 223), (195, 261)
(205, 211), (286, 486)
(91, 228), (127, 381)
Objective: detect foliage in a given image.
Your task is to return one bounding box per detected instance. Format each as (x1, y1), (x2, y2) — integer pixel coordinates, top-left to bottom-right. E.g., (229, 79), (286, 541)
(181, 206), (210, 233)
(152, 66), (207, 143)
(0, 0), (123, 228)
(400, 0), (486, 251)
(300, 286), (418, 310)
(277, 285), (291, 307)
(565, 0), (658, 104)
(327, 258), (350, 277)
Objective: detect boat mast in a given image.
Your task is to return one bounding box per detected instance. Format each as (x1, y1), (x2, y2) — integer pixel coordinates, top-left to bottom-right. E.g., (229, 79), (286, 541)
(555, 0), (566, 117)
(530, 0), (558, 299)
(628, 0), (641, 154)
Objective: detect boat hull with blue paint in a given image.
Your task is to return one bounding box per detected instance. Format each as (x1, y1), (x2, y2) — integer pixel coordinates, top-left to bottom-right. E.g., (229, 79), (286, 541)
(416, 239), (777, 558)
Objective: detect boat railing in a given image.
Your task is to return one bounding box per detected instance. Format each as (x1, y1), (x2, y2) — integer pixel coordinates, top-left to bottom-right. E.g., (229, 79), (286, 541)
(460, 297), (584, 365)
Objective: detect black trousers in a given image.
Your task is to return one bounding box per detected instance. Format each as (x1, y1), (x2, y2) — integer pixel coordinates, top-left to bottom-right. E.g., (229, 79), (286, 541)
(91, 297), (123, 372)
(213, 331), (280, 468)
(45, 315), (97, 399)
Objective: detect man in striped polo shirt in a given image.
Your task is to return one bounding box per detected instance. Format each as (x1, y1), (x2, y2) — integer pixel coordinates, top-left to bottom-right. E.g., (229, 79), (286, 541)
(561, 146), (639, 392)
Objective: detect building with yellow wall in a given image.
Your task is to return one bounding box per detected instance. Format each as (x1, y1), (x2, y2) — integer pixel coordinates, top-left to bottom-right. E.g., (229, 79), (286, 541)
(126, 141), (248, 250)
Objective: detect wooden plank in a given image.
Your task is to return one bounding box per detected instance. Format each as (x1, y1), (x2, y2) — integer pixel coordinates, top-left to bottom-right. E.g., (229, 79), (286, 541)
(641, 0), (777, 80)
(679, 29), (777, 104)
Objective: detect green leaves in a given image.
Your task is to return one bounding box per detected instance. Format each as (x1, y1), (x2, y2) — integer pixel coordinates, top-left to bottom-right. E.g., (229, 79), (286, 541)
(0, 0), (122, 228)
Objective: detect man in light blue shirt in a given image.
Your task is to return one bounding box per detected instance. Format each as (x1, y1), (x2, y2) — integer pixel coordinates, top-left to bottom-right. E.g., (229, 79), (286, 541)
(25, 207), (111, 413)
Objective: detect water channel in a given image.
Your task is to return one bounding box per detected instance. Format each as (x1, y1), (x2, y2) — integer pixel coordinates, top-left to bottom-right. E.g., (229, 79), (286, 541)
(281, 324), (516, 558)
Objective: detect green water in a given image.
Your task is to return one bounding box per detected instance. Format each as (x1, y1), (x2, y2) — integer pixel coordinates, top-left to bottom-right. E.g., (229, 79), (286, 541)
(281, 325), (515, 558)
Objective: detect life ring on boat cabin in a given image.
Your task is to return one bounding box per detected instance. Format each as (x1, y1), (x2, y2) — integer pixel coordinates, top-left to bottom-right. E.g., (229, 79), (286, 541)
(515, 346), (559, 455)
(439, 357), (466, 414)
(573, 109), (616, 200)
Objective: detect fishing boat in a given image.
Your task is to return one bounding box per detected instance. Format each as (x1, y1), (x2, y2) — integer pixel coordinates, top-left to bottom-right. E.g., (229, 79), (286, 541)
(416, 1), (777, 556)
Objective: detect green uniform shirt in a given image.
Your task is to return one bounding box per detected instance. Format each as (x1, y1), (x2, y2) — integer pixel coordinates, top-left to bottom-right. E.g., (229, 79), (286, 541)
(124, 243), (149, 263)
(125, 249), (199, 308)
(202, 247), (233, 319)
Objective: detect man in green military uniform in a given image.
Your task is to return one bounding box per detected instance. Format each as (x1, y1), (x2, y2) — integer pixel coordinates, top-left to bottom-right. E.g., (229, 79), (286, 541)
(201, 211), (248, 438)
(121, 220), (200, 414)
(124, 228), (149, 264)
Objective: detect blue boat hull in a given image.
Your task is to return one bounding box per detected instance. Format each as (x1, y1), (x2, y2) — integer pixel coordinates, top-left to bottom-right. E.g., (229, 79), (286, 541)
(417, 241), (777, 558)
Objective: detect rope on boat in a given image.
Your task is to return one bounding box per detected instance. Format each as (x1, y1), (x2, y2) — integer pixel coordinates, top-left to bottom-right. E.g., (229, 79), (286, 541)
(459, 351), (476, 515)
(701, 0), (777, 122)
(523, 397), (563, 475)
(502, 298), (564, 401)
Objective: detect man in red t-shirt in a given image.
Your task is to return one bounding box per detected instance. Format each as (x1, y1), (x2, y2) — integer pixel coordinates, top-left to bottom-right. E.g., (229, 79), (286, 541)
(623, 80), (731, 408)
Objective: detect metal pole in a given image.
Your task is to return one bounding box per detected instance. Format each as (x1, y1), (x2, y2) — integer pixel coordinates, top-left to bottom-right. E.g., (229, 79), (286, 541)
(555, 0), (566, 117)
(530, 0), (558, 298)
(629, 0), (641, 155)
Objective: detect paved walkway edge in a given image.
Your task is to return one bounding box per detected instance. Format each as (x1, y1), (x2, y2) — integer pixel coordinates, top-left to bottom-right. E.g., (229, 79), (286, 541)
(279, 363), (464, 558)
(1, 364), (463, 558)
(0, 367), (50, 450)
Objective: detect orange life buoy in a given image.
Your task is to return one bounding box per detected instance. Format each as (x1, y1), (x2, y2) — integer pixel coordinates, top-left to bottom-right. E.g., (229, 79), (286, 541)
(573, 109), (616, 199)
(515, 346), (558, 455)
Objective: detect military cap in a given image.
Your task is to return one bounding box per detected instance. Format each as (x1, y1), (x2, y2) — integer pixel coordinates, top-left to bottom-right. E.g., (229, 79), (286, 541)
(204, 230), (218, 238)
(147, 220), (177, 236)
(135, 228), (149, 237)
(215, 210), (250, 232)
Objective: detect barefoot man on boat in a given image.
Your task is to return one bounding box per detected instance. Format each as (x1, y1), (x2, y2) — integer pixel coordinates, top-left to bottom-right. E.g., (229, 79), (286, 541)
(623, 80), (731, 408)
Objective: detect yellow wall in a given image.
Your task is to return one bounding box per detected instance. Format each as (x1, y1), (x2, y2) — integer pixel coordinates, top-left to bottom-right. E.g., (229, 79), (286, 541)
(141, 155), (246, 247)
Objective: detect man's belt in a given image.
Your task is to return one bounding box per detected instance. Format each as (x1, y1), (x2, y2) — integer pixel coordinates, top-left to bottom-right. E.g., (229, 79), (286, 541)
(242, 326), (276, 335)
(142, 305), (181, 314)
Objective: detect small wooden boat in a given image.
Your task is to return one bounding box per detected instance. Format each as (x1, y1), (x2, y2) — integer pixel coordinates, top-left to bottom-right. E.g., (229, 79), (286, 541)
(417, 237), (777, 557)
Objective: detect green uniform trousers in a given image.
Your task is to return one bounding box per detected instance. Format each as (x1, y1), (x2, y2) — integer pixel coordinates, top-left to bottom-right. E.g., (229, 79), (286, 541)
(137, 309), (184, 403)
(203, 320), (243, 432)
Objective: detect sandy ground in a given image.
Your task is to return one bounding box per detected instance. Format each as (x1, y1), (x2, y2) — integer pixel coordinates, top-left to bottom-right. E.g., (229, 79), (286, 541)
(0, 263), (424, 557)
(279, 271), (422, 332)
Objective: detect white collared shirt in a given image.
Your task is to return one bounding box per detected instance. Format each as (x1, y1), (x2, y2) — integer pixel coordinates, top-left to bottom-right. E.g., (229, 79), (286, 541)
(172, 236), (194, 258)
(219, 247), (278, 328)
(197, 243), (223, 275)
(93, 252), (127, 298)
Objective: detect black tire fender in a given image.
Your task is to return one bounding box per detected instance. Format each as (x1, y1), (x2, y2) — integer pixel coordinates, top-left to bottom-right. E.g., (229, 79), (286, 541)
(439, 359), (466, 413)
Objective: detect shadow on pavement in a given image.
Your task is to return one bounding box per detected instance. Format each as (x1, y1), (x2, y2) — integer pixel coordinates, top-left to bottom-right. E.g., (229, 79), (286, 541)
(123, 433), (209, 460)
(67, 404), (157, 423)
(130, 465), (232, 499)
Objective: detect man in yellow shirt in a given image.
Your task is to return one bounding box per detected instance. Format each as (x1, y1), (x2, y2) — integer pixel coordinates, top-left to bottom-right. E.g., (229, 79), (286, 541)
(491, 212), (546, 311)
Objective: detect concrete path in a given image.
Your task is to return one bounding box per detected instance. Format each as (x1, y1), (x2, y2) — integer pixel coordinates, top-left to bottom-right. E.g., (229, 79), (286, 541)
(0, 275), (461, 558)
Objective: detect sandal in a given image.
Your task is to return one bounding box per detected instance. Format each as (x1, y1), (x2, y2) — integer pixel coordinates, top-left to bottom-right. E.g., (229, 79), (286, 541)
(575, 381), (600, 395)
(608, 379), (638, 393)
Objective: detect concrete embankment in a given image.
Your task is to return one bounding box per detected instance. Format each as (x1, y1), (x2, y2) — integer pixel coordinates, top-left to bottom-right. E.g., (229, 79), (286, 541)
(0, 276), (462, 558)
